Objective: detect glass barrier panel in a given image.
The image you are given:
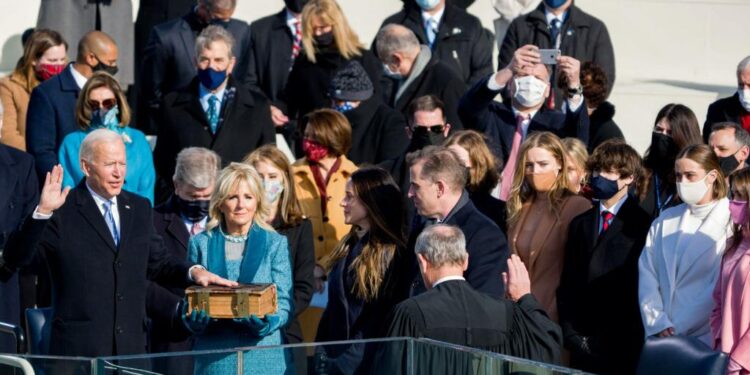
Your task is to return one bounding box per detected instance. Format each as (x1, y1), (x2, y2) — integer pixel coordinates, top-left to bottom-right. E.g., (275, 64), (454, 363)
(2, 355), (93, 375)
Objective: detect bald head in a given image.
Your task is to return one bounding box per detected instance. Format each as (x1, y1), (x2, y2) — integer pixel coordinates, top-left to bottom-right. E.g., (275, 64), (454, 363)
(77, 31), (117, 61)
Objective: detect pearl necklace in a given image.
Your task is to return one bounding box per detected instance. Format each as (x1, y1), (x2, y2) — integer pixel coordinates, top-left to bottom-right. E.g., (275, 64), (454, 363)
(219, 227), (248, 243)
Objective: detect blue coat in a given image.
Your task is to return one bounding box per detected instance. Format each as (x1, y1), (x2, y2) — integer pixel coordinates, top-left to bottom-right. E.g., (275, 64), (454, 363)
(0, 144), (38, 353)
(25, 64), (80, 182)
(188, 224), (293, 375)
(58, 127), (155, 204)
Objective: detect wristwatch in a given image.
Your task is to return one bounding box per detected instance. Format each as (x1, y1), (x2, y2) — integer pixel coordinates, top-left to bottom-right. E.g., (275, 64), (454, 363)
(567, 85), (583, 98)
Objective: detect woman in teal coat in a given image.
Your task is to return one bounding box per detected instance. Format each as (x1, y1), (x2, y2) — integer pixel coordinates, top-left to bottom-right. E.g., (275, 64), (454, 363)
(58, 72), (155, 203)
(186, 162), (293, 375)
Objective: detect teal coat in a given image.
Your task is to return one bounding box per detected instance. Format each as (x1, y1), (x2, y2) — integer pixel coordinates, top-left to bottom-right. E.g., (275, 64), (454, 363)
(188, 224), (294, 375)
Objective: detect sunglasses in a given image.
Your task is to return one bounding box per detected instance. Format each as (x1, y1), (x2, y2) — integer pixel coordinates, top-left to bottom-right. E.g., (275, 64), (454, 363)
(88, 98), (117, 110)
(412, 125), (445, 134)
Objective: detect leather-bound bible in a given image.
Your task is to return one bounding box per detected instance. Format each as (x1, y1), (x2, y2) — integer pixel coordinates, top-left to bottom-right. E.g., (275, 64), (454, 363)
(185, 283), (277, 319)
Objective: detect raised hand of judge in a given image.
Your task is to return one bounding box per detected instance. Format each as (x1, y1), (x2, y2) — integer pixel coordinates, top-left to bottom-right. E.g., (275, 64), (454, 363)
(502, 254), (531, 302)
(37, 164), (71, 215)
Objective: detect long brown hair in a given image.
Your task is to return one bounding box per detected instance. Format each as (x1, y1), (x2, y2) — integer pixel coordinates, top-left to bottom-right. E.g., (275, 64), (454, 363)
(728, 168), (750, 253)
(75, 72), (131, 129)
(320, 167), (406, 302)
(676, 143), (727, 201)
(11, 29), (68, 92)
(444, 130), (500, 195)
(506, 132), (574, 226)
(300, 0), (364, 63)
(244, 145), (305, 227)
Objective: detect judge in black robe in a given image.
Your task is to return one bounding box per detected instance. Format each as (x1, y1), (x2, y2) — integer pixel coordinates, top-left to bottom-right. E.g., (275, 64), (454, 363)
(374, 225), (561, 374)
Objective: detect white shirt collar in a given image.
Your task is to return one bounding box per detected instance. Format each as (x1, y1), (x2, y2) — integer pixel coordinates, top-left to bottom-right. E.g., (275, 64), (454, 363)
(544, 9), (566, 26)
(183, 216), (208, 235)
(432, 275), (465, 288)
(199, 84), (227, 113)
(69, 64), (88, 90)
(285, 9), (300, 35)
(599, 193), (628, 217)
(421, 6), (445, 27)
(85, 181), (117, 207)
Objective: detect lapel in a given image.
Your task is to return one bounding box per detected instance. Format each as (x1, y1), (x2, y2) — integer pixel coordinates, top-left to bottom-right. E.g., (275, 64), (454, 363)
(404, 7), (428, 44)
(0, 146), (18, 214)
(726, 93), (744, 121)
(675, 199), (731, 285)
(178, 17), (198, 67)
(75, 183), (117, 252)
(215, 79), (252, 140)
(207, 227), (228, 278)
(165, 214), (189, 250)
(59, 64), (81, 96)
(116, 192), (133, 253)
(588, 198), (633, 281)
(395, 59), (434, 111)
(237, 224), (268, 284)
(174, 80), (211, 129)
(436, 5), (460, 42)
(513, 197), (569, 270)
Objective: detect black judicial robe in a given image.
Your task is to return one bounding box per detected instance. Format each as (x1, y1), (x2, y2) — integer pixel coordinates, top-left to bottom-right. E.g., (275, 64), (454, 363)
(375, 280), (561, 374)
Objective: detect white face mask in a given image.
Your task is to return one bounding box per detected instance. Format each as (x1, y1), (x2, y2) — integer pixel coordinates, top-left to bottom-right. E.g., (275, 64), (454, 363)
(739, 88), (750, 112)
(513, 75), (548, 108)
(676, 173), (712, 206)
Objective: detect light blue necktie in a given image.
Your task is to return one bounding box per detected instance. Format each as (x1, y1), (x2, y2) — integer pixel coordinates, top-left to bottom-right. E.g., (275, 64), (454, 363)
(207, 95), (219, 134)
(424, 17), (438, 49)
(102, 200), (120, 248)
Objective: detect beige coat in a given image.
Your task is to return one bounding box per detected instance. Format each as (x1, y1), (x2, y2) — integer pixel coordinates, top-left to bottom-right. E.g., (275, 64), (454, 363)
(508, 194), (592, 322)
(0, 75), (31, 151)
(292, 156), (358, 263)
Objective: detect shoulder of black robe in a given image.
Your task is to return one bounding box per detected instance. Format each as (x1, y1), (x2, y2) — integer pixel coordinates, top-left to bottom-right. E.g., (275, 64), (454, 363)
(509, 294), (563, 364)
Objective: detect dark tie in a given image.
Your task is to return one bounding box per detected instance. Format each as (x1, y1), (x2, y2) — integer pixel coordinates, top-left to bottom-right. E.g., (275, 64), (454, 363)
(546, 19), (562, 110)
(601, 211), (614, 233)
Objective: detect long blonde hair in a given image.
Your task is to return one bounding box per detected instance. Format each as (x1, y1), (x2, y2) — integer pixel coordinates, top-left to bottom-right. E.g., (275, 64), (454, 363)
(300, 0), (363, 63)
(243, 145), (305, 227)
(507, 132), (575, 226)
(206, 163), (274, 233)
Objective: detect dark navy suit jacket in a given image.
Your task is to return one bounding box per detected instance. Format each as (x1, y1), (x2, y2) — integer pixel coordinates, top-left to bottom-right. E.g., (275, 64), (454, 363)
(0, 145), (38, 352)
(25, 64), (80, 182)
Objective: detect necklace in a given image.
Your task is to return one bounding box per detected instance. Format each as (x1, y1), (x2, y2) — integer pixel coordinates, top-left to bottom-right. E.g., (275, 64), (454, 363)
(219, 226), (248, 243)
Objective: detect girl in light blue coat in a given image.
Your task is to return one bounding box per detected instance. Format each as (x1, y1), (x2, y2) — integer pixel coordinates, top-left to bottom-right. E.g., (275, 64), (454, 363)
(186, 162), (293, 375)
(58, 72), (155, 203)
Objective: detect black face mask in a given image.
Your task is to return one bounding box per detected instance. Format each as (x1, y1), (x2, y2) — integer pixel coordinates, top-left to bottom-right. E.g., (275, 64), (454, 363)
(284, 0), (309, 13)
(409, 129), (445, 151)
(210, 19), (230, 29)
(314, 32), (334, 47)
(92, 56), (119, 76)
(648, 132), (678, 175)
(176, 196), (210, 222)
(719, 154), (741, 176)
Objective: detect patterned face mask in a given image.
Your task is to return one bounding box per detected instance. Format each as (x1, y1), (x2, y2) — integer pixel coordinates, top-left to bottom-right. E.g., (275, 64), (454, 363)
(333, 101), (355, 113)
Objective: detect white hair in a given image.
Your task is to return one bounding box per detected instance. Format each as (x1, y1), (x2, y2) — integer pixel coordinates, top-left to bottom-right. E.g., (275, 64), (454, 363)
(79, 129), (123, 163)
(738, 56), (750, 75)
(195, 25), (235, 58)
(173, 147), (221, 189)
(415, 224), (468, 267)
(375, 24), (420, 62)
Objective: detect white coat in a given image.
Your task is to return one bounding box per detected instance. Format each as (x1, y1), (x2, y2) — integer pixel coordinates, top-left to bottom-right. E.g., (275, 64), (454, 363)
(639, 198), (732, 345)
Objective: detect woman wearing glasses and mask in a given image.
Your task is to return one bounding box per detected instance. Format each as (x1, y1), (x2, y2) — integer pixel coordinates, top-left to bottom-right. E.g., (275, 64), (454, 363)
(638, 104), (702, 219)
(58, 72), (155, 203)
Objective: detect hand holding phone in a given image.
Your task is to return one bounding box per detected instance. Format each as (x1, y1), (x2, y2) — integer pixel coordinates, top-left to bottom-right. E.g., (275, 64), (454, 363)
(539, 49), (561, 65)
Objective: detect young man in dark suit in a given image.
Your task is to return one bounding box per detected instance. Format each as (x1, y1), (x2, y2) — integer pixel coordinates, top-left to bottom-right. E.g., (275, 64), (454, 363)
(406, 146), (508, 298)
(1, 130), (234, 358)
(557, 140), (651, 374)
(153, 25), (275, 200)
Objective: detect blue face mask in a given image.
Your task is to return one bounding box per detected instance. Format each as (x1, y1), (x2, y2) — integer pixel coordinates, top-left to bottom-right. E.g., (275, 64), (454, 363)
(197, 67), (227, 91)
(90, 105), (120, 130)
(590, 175), (621, 200)
(333, 101), (355, 113)
(415, 0), (440, 11)
(543, 0), (568, 9)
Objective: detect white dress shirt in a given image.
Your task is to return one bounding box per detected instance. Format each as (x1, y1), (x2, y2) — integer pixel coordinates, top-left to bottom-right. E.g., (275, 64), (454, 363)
(69, 64), (88, 90)
(421, 6), (446, 32)
(199, 84), (226, 114)
(432, 275), (466, 288)
(85, 183), (120, 234)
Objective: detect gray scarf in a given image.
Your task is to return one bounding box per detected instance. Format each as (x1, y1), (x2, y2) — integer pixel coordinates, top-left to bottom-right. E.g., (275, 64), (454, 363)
(395, 45), (432, 103)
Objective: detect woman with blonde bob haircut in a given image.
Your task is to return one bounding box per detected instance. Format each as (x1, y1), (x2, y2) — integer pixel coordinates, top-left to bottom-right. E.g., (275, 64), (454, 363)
(58, 71), (155, 202)
(285, 0), (383, 125)
(640, 144), (731, 346)
(244, 145), (315, 347)
(444, 130), (507, 231)
(186, 162), (294, 374)
(506, 132), (591, 321)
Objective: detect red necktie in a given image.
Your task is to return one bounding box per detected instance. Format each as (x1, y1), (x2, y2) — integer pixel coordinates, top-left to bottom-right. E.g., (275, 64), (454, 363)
(291, 19), (302, 60)
(601, 211), (614, 233)
(500, 115), (526, 201)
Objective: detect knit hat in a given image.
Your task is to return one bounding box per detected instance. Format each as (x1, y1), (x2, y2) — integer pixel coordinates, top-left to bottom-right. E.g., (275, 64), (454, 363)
(329, 61), (374, 101)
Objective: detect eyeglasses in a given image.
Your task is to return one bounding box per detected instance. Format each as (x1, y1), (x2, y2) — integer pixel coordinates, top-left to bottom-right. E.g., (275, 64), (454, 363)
(88, 98), (117, 110)
(412, 125), (445, 134)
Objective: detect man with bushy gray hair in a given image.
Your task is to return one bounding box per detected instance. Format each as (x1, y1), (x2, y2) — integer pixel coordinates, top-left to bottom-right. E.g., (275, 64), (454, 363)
(380, 224), (561, 366)
(147, 146), (220, 372)
(703, 55), (750, 142)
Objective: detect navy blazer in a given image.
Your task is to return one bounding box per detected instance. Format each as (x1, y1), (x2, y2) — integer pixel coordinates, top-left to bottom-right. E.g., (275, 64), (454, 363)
(458, 77), (590, 164)
(3, 184), (193, 357)
(0, 144), (38, 353)
(25, 64), (80, 182)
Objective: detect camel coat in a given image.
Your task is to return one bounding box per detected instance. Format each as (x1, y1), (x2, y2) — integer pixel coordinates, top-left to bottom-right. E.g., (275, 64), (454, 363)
(508, 194), (592, 322)
(0, 75), (31, 151)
